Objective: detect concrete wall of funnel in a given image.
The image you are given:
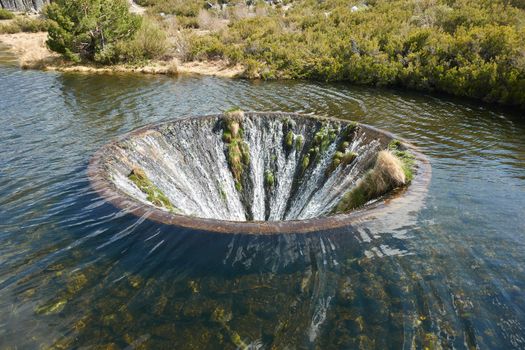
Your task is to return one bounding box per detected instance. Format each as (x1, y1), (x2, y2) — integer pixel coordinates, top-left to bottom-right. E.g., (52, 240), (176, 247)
(88, 112), (431, 235)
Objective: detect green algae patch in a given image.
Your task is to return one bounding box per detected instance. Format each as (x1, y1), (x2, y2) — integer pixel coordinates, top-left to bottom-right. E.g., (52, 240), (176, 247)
(128, 168), (176, 212)
(35, 299), (67, 315)
(218, 184), (227, 202)
(211, 306), (248, 349)
(67, 272), (88, 294)
(223, 109), (250, 192)
(334, 150), (409, 213)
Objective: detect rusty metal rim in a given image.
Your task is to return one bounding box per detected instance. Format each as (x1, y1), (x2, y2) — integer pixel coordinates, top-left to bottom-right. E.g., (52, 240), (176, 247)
(87, 112), (431, 235)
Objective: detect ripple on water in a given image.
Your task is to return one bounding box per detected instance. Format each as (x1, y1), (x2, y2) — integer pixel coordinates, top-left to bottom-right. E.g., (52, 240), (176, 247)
(0, 54), (524, 349)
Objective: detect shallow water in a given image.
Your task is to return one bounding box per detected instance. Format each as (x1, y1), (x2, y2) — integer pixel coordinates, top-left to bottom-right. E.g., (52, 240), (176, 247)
(1, 47), (524, 349)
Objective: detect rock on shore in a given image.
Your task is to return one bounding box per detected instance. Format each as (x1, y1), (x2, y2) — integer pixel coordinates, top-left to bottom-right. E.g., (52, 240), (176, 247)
(0, 0), (50, 12)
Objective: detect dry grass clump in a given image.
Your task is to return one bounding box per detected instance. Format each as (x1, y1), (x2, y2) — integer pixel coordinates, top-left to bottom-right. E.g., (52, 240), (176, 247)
(373, 150), (406, 190)
(334, 150), (407, 213)
(197, 10), (228, 32)
(166, 60), (178, 75)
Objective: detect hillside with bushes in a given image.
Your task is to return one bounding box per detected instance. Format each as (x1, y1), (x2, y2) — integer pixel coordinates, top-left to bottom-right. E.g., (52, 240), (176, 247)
(2, 0), (525, 109)
(186, 0), (525, 108)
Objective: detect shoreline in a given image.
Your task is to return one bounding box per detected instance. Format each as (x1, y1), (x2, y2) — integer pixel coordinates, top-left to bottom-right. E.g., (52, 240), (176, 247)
(0, 32), (244, 78)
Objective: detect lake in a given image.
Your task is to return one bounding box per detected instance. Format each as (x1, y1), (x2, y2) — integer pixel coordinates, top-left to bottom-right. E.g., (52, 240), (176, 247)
(1, 46), (524, 349)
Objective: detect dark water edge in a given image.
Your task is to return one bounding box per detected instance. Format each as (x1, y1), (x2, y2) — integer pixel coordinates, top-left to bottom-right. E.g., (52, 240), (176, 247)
(0, 47), (524, 349)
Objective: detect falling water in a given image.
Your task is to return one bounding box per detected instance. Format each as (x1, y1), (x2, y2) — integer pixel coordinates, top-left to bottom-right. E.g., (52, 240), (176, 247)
(104, 113), (389, 222)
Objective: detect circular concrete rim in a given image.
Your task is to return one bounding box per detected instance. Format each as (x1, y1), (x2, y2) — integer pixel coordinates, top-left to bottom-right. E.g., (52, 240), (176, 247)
(87, 112), (431, 235)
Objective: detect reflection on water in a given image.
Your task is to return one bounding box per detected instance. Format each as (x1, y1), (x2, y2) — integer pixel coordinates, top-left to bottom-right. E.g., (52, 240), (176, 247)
(0, 47), (524, 349)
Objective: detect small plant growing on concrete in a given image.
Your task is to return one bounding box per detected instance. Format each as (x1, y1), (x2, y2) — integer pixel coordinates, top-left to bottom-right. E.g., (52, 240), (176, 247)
(301, 154), (310, 172)
(285, 130), (295, 151)
(334, 148), (413, 213)
(223, 108), (250, 191)
(326, 151), (358, 176)
(295, 135), (304, 150)
(326, 122), (360, 176)
(264, 169), (275, 188)
(388, 139), (415, 182)
(300, 122), (340, 173)
(128, 167), (176, 212)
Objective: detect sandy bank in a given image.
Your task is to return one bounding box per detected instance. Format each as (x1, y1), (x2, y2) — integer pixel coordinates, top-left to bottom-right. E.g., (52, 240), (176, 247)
(0, 32), (244, 78)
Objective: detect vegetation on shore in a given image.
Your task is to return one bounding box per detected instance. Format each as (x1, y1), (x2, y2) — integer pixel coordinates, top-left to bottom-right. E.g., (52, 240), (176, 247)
(1, 0), (525, 108)
(44, 0), (167, 64)
(0, 8), (15, 20)
(0, 15), (49, 34)
(188, 0), (525, 108)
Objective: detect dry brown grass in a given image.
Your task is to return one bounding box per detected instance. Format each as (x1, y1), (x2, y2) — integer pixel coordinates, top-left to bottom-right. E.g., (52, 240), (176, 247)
(0, 31), (244, 77)
(371, 150), (406, 192)
(334, 150), (407, 213)
(197, 10), (228, 32)
(0, 32), (61, 68)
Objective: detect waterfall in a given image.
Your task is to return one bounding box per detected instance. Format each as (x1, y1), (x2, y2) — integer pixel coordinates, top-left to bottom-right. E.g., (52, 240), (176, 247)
(104, 113), (393, 222)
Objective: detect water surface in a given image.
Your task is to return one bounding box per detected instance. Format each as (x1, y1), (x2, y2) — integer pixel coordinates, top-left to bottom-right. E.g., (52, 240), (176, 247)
(1, 48), (524, 349)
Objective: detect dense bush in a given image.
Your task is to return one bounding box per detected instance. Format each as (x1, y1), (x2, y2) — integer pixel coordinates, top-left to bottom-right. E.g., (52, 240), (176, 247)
(9, 0), (525, 108)
(0, 8), (15, 20)
(118, 18), (168, 61)
(187, 0), (525, 108)
(45, 0), (142, 63)
(137, 0), (204, 16)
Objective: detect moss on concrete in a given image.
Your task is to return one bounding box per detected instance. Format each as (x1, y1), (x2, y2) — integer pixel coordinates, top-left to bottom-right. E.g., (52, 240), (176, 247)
(326, 151), (358, 176)
(295, 135), (304, 151)
(301, 154), (310, 172)
(301, 122), (339, 172)
(325, 122), (360, 176)
(218, 184), (227, 202)
(128, 167), (176, 212)
(264, 170), (275, 188)
(285, 130), (294, 150)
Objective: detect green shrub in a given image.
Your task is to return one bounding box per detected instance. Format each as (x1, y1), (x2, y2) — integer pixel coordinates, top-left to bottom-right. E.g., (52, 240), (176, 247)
(177, 15), (199, 28)
(188, 34), (227, 61)
(0, 8), (14, 20)
(188, 0), (525, 109)
(139, 0), (203, 17)
(118, 17), (168, 62)
(45, 0), (142, 63)
(0, 17), (50, 34)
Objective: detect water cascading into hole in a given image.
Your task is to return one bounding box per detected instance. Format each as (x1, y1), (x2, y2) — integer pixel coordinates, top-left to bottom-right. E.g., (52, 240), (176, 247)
(90, 111), (420, 226)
